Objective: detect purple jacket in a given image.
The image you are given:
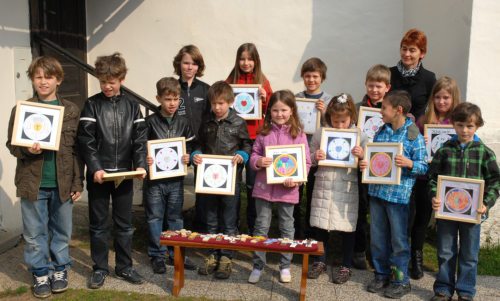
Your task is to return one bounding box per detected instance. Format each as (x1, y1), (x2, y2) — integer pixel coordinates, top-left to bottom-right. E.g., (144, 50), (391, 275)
(250, 124), (311, 204)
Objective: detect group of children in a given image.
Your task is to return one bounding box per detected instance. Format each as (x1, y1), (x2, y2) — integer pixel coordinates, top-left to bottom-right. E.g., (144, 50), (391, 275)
(6, 39), (499, 301)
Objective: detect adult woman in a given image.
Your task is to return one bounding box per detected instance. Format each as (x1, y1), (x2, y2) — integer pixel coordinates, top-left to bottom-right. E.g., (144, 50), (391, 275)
(390, 29), (436, 280)
(390, 28), (436, 121)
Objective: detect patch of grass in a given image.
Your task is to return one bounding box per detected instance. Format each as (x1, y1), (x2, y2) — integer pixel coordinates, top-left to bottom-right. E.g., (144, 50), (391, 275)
(0, 286), (28, 298)
(50, 289), (214, 301)
(478, 244), (500, 276)
(422, 242), (438, 272)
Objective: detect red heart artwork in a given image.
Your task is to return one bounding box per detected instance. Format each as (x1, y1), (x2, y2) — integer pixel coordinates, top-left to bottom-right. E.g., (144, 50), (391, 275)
(241, 100), (247, 107)
(212, 173), (219, 180)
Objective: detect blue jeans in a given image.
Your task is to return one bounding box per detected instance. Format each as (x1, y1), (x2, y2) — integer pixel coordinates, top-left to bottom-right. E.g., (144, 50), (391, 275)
(144, 179), (184, 258)
(200, 184), (240, 259)
(433, 219), (480, 298)
(253, 198), (295, 270)
(370, 196), (410, 284)
(21, 188), (73, 276)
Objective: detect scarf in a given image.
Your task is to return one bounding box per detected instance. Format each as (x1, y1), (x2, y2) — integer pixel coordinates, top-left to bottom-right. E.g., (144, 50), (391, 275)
(397, 60), (422, 77)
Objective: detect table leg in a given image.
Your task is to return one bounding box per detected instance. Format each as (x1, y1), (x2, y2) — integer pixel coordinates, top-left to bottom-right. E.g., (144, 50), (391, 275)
(172, 246), (185, 296)
(299, 254), (309, 301)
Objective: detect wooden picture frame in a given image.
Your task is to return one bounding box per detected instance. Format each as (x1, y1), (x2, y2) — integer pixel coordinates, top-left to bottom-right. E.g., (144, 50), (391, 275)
(424, 124), (455, 162)
(147, 137), (187, 180)
(357, 106), (384, 142)
(103, 170), (147, 187)
(195, 155), (237, 195)
(265, 144), (307, 184)
(11, 100), (65, 151)
(295, 98), (321, 134)
(362, 142), (402, 185)
(435, 175), (484, 224)
(230, 84), (262, 120)
(318, 128), (360, 168)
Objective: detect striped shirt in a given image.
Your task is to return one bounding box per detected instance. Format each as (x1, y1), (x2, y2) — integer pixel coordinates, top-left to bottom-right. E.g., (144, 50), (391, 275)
(368, 118), (428, 204)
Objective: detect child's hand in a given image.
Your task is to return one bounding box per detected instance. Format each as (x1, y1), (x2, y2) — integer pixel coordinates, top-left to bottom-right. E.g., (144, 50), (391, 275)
(424, 135), (429, 145)
(259, 87), (267, 101)
(283, 178), (298, 188)
(359, 160), (368, 171)
(94, 170), (105, 184)
(182, 154), (190, 164)
(395, 154), (413, 169)
(477, 203), (487, 215)
(146, 155), (154, 166)
(432, 197), (441, 211)
(135, 167), (146, 179)
(28, 142), (42, 154)
(193, 154), (202, 165)
(257, 157), (272, 168)
(315, 150), (326, 161)
(232, 154), (243, 165)
(315, 99), (326, 114)
(70, 191), (81, 202)
(352, 146), (364, 159)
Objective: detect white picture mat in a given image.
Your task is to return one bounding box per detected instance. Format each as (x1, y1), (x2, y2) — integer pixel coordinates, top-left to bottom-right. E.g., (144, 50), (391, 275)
(148, 138), (187, 180)
(265, 144), (307, 184)
(319, 128), (359, 168)
(424, 125), (456, 162)
(358, 106), (383, 142)
(195, 155), (236, 195)
(296, 98), (320, 134)
(12, 102), (64, 150)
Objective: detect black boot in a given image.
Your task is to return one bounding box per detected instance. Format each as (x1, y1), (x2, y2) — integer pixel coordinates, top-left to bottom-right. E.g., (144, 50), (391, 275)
(410, 249), (424, 279)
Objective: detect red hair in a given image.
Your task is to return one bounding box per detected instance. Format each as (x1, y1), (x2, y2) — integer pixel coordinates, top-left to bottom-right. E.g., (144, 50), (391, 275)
(400, 28), (428, 54)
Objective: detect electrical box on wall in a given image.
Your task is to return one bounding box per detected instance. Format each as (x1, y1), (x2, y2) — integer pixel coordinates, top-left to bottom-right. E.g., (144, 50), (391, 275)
(14, 47), (33, 101)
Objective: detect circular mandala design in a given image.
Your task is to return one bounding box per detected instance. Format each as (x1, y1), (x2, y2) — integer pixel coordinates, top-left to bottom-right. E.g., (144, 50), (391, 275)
(23, 114), (52, 141)
(369, 152), (392, 177)
(234, 92), (255, 114)
(203, 164), (228, 188)
(273, 154), (298, 177)
(444, 188), (472, 214)
(431, 134), (452, 153)
(363, 116), (384, 139)
(327, 138), (350, 160)
(155, 147), (179, 171)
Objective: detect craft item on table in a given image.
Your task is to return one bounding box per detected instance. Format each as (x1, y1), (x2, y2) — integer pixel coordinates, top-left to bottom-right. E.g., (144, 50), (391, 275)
(263, 238), (279, 245)
(305, 239), (318, 248)
(188, 232), (199, 240)
(250, 236), (265, 243)
(290, 242), (298, 248)
(216, 234), (224, 241)
(279, 238), (293, 245)
(179, 229), (191, 237)
(239, 234), (251, 242)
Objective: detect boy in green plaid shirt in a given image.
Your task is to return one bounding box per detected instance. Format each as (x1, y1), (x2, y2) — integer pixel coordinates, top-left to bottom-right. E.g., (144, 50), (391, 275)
(428, 102), (500, 301)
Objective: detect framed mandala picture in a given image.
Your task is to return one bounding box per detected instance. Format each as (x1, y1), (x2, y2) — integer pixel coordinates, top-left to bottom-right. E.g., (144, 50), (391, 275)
(435, 175), (484, 224)
(11, 101), (65, 151)
(318, 128), (360, 168)
(147, 137), (188, 180)
(424, 124), (455, 162)
(357, 106), (384, 142)
(230, 84), (262, 120)
(265, 144), (307, 184)
(362, 142), (402, 185)
(195, 155), (237, 195)
(295, 98), (321, 134)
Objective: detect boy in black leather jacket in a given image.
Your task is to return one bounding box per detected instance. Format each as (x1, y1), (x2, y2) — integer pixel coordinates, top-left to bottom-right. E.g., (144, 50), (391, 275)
(144, 77), (196, 273)
(78, 53), (147, 289)
(191, 81), (252, 279)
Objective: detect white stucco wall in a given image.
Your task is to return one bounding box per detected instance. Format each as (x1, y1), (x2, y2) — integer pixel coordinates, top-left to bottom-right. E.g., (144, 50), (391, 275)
(0, 0), (30, 250)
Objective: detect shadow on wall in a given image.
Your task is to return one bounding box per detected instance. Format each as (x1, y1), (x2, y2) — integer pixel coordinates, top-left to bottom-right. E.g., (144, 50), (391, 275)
(86, 0), (144, 51)
(294, 1), (403, 101)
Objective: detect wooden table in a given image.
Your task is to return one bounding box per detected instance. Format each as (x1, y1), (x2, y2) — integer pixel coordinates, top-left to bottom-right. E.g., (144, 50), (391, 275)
(160, 239), (324, 301)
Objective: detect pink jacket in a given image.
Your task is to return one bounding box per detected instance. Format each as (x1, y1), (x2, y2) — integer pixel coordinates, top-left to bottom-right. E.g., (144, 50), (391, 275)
(250, 124), (311, 204)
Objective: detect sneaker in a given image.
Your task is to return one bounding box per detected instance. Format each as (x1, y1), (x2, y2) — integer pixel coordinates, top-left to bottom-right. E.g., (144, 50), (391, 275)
(458, 296), (474, 301)
(151, 257), (166, 274)
(307, 262), (327, 279)
(115, 268), (144, 285)
(430, 293), (452, 301)
(167, 256), (197, 271)
(352, 252), (368, 270)
(198, 254), (218, 275)
(214, 256), (232, 279)
(248, 268), (262, 284)
(32, 274), (51, 298)
(89, 270), (108, 289)
(279, 268), (291, 283)
(384, 282), (411, 299)
(332, 266), (352, 284)
(367, 277), (389, 293)
(51, 269), (68, 293)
